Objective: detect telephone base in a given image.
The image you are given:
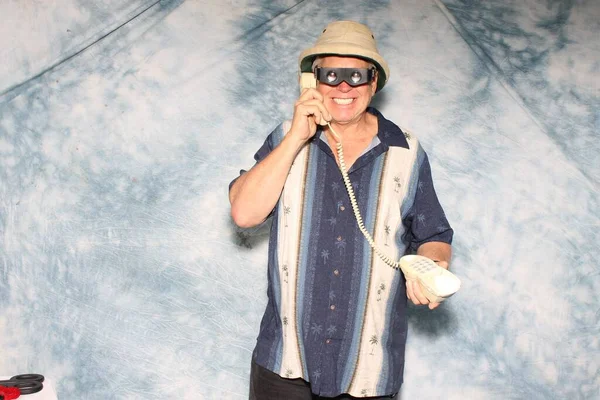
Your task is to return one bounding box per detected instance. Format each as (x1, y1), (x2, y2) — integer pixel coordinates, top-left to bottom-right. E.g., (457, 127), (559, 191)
(399, 255), (461, 303)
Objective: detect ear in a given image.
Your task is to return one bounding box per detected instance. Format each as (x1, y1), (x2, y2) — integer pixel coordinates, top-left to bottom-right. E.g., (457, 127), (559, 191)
(370, 73), (378, 95)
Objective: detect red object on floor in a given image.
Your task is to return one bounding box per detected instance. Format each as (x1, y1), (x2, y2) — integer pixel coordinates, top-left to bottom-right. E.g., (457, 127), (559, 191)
(0, 385), (21, 399)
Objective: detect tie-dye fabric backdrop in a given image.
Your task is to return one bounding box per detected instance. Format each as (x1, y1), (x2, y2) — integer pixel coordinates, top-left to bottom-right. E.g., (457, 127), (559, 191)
(1, 1), (598, 399)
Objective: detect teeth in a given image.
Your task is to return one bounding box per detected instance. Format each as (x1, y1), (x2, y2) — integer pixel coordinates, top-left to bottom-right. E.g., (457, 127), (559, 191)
(333, 98), (353, 105)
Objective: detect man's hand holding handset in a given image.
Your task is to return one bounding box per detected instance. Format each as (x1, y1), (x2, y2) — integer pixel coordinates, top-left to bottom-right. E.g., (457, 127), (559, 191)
(288, 88), (332, 144)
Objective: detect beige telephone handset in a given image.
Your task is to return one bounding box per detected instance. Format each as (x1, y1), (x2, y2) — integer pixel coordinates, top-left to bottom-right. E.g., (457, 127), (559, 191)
(300, 72), (317, 92)
(297, 71), (460, 303)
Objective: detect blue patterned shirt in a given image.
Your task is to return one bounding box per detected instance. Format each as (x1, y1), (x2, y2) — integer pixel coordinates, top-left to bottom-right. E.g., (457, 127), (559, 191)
(233, 108), (453, 397)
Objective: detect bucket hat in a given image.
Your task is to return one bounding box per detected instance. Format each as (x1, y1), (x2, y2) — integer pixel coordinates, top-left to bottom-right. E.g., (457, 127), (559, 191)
(298, 21), (390, 92)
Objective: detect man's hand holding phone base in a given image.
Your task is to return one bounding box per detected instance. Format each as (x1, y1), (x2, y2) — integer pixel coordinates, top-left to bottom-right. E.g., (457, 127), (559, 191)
(402, 256), (460, 310)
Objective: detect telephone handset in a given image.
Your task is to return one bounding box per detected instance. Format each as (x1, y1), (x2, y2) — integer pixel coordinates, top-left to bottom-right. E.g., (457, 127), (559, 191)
(296, 71), (461, 303)
(300, 72), (328, 127)
(300, 72), (317, 92)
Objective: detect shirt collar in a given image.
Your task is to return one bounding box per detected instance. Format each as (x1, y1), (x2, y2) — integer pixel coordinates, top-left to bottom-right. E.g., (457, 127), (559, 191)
(369, 107), (410, 149)
(314, 107), (410, 150)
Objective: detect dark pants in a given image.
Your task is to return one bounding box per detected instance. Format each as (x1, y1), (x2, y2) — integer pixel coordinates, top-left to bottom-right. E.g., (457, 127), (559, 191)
(249, 360), (396, 400)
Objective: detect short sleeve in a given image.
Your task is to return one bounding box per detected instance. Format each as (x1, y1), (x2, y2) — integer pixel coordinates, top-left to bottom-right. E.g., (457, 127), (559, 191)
(228, 127), (277, 192)
(402, 152), (453, 253)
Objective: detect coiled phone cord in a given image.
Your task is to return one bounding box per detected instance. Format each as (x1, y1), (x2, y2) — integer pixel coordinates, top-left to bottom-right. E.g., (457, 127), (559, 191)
(326, 122), (402, 270)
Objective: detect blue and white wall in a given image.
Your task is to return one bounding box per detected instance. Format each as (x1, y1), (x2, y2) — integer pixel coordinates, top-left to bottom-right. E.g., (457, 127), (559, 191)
(1, 1), (598, 398)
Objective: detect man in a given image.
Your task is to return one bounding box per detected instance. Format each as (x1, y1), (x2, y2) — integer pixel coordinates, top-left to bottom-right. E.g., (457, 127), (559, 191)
(230, 21), (454, 400)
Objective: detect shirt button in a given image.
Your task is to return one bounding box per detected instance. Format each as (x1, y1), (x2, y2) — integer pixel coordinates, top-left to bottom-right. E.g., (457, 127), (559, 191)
(337, 236), (342, 241)
(333, 269), (339, 276)
(340, 206), (345, 211)
(330, 304), (336, 310)
(326, 339), (331, 344)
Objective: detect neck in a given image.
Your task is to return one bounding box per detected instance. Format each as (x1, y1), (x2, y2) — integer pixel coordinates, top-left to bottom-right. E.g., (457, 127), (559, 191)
(325, 112), (377, 143)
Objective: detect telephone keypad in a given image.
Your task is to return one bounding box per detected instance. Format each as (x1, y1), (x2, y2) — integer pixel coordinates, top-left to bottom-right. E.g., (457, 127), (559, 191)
(412, 259), (435, 274)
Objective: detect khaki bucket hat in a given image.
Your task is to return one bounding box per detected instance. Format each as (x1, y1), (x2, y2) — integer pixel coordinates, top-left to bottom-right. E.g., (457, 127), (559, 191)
(299, 21), (390, 92)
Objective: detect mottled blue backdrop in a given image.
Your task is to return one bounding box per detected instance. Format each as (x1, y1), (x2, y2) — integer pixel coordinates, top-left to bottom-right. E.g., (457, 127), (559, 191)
(1, 0), (598, 399)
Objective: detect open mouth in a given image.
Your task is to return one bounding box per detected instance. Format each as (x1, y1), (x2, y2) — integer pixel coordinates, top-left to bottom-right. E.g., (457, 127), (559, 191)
(332, 98), (354, 105)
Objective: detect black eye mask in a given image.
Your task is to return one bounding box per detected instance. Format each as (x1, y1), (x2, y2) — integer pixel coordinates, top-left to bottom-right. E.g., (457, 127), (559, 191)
(314, 67), (376, 87)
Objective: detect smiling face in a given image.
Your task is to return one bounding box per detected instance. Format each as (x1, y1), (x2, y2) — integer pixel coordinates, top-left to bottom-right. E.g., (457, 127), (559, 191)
(316, 56), (378, 125)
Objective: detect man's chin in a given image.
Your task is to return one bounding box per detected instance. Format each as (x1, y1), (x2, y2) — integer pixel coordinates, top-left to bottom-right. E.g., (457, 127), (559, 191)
(331, 111), (362, 125)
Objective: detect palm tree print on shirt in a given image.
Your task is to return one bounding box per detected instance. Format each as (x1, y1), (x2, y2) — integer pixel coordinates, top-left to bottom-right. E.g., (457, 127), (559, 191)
(326, 325), (337, 336)
(327, 216), (337, 227)
(285, 369), (293, 378)
(335, 236), (346, 255)
(369, 335), (378, 355)
(328, 290), (336, 303)
(377, 283), (386, 301)
(283, 206), (291, 227)
(321, 250), (329, 264)
(417, 213), (426, 226)
(331, 181), (340, 196)
(282, 264), (288, 283)
(394, 176), (401, 193)
(283, 316), (288, 337)
(384, 225), (390, 246)
(310, 323), (323, 337)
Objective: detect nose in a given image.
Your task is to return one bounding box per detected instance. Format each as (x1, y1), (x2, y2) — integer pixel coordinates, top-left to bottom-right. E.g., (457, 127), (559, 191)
(336, 81), (353, 92)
